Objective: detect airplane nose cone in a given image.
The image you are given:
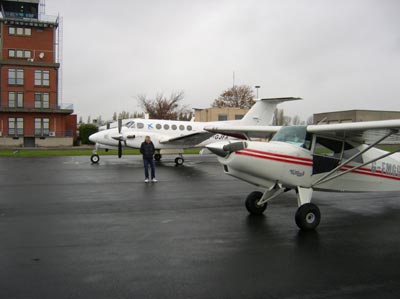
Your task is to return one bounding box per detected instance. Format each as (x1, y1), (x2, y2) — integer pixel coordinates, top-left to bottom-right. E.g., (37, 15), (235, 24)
(206, 141), (248, 158)
(206, 141), (230, 158)
(89, 132), (100, 143)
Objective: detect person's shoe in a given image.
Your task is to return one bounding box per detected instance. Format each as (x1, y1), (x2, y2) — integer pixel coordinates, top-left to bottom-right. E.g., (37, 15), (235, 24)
(144, 178), (149, 183)
(151, 178), (158, 183)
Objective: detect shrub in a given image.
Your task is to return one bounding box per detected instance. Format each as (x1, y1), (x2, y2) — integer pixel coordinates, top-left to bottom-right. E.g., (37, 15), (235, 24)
(79, 124), (98, 145)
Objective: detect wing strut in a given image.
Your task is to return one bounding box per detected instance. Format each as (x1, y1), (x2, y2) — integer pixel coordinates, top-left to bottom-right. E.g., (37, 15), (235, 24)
(312, 129), (399, 187)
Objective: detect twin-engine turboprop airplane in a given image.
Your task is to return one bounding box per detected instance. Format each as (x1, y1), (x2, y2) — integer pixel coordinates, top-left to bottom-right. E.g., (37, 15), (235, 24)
(88, 97), (299, 165)
(205, 119), (400, 230)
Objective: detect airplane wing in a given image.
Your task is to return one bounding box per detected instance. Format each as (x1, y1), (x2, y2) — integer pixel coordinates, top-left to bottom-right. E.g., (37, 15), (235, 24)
(159, 131), (215, 145)
(308, 119), (400, 144)
(204, 125), (281, 139)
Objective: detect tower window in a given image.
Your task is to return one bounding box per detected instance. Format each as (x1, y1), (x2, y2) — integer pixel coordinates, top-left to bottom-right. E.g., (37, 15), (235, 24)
(8, 92), (24, 108)
(8, 118), (24, 136)
(34, 70), (50, 86)
(35, 118), (50, 136)
(8, 69), (24, 85)
(35, 93), (50, 108)
(9, 27), (31, 36)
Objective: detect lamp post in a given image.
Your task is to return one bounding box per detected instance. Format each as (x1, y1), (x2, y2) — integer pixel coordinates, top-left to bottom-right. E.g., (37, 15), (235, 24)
(255, 85), (260, 98)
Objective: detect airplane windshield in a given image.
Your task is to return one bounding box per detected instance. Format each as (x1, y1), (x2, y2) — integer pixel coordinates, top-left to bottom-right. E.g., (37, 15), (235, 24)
(125, 121), (135, 128)
(272, 126), (311, 149)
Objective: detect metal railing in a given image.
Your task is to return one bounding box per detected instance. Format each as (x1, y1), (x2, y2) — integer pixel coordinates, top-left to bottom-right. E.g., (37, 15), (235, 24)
(0, 103), (74, 112)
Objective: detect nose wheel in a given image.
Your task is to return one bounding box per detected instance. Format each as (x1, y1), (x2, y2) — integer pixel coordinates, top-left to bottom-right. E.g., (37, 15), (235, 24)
(245, 191), (267, 215)
(295, 203), (321, 231)
(90, 154), (100, 164)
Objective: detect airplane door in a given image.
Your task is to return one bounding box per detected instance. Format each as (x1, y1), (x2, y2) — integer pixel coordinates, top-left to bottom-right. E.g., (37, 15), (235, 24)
(312, 136), (343, 175)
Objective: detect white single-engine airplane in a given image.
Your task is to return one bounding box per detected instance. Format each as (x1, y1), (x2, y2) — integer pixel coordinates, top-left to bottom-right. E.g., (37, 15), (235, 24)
(88, 97), (298, 165)
(205, 118), (400, 230)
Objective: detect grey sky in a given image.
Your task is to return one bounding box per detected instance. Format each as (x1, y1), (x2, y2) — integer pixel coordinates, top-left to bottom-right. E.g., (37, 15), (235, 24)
(45, 0), (400, 121)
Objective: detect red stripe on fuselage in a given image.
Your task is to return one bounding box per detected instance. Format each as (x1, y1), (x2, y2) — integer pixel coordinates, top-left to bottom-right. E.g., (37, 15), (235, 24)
(236, 150), (313, 167)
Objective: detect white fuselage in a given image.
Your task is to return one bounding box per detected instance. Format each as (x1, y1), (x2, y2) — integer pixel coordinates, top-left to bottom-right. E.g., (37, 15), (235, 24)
(90, 119), (233, 150)
(217, 141), (400, 192)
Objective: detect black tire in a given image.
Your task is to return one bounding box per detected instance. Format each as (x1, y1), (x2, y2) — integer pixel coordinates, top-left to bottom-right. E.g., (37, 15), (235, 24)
(154, 154), (162, 161)
(245, 191), (267, 215)
(175, 157), (184, 165)
(295, 203), (321, 231)
(91, 154), (100, 164)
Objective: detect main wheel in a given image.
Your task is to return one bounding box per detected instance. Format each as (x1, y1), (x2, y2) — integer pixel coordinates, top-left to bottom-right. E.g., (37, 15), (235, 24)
(154, 153), (162, 161)
(295, 203), (321, 231)
(175, 157), (184, 165)
(245, 191), (267, 215)
(91, 154), (100, 164)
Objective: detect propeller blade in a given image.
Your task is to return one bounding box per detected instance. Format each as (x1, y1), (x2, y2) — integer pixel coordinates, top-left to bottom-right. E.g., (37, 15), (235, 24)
(118, 141), (122, 158)
(118, 119), (122, 134)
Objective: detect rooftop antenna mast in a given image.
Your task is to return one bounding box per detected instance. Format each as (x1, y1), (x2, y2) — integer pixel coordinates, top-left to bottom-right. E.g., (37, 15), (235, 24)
(39, 0), (46, 16)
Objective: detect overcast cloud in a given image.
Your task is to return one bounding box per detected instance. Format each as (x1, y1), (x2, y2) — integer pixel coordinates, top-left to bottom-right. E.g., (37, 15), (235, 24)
(45, 0), (400, 121)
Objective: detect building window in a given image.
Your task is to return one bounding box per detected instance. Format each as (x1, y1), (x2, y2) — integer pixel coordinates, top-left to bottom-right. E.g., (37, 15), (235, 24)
(35, 118), (50, 136)
(9, 27), (31, 36)
(235, 114), (244, 120)
(8, 92), (24, 108)
(8, 49), (31, 59)
(8, 118), (24, 136)
(35, 93), (50, 108)
(8, 69), (24, 85)
(218, 114), (228, 121)
(34, 70), (50, 86)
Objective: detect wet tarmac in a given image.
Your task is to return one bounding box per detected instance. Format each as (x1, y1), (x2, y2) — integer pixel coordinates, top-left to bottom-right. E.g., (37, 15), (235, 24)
(1, 155), (400, 298)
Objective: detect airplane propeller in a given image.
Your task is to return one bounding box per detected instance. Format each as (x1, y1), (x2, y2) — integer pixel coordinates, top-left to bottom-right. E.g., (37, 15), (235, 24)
(118, 119), (123, 158)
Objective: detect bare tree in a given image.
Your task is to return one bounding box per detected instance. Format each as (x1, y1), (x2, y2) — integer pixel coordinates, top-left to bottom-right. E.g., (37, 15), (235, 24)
(273, 109), (285, 126)
(292, 115), (301, 125)
(112, 112), (117, 121)
(118, 111), (130, 120)
(137, 91), (188, 120)
(306, 115), (314, 125)
(212, 85), (255, 109)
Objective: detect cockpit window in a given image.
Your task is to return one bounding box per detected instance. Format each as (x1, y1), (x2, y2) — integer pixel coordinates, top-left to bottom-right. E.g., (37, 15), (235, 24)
(271, 126), (311, 149)
(137, 123), (144, 129)
(125, 121), (135, 128)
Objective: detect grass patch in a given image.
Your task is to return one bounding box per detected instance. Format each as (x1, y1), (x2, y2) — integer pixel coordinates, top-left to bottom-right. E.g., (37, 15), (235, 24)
(0, 148), (201, 157)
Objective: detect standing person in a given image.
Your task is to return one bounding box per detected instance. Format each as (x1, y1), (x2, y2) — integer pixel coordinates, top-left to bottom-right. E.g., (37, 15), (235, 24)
(140, 136), (157, 183)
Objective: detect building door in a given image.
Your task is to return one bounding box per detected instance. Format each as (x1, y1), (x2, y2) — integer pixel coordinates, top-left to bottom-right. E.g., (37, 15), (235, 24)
(24, 137), (35, 147)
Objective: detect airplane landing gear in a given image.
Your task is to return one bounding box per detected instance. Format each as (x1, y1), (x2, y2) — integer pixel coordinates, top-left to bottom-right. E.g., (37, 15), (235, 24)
(91, 154), (100, 164)
(295, 187), (320, 230)
(175, 155), (184, 166)
(154, 153), (162, 161)
(245, 191), (267, 215)
(295, 203), (321, 231)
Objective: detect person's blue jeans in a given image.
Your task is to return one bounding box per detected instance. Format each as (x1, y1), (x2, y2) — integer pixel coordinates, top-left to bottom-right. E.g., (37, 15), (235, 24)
(143, 158), (155, 179)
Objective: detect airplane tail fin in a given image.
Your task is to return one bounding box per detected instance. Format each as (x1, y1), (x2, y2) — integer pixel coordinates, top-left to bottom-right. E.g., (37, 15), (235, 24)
(239, 97), (302, 125)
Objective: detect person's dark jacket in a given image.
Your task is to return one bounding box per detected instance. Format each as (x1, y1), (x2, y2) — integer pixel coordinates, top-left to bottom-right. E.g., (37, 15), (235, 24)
(140, 141), (155, 159)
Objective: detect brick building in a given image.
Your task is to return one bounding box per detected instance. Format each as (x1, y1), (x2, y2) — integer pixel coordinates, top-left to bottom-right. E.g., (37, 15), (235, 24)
(0, 0), (76, 147)
(194, 107), (248, 122)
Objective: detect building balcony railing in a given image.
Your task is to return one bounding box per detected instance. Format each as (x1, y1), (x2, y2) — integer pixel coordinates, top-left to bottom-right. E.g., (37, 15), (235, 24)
(0, 103), (73, 114)
(1, 129), (75, 138)
(0, 11), (59, 25)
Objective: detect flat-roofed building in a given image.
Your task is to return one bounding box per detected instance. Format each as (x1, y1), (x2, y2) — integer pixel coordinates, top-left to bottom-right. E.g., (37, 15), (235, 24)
(194, 107), (249, 122)
(313, 110), (400, 124)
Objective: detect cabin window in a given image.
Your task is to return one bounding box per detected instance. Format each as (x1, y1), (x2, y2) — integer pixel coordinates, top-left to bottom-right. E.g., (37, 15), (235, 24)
(156, 124), (161, 130)
(172, 124), (177, 130)
(314, 136), (362, 163)
(164, 124), (170, 130)
(187, 125), (192, 131)
(179, 125), (185, 131)
(137, 123), (144, 129)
